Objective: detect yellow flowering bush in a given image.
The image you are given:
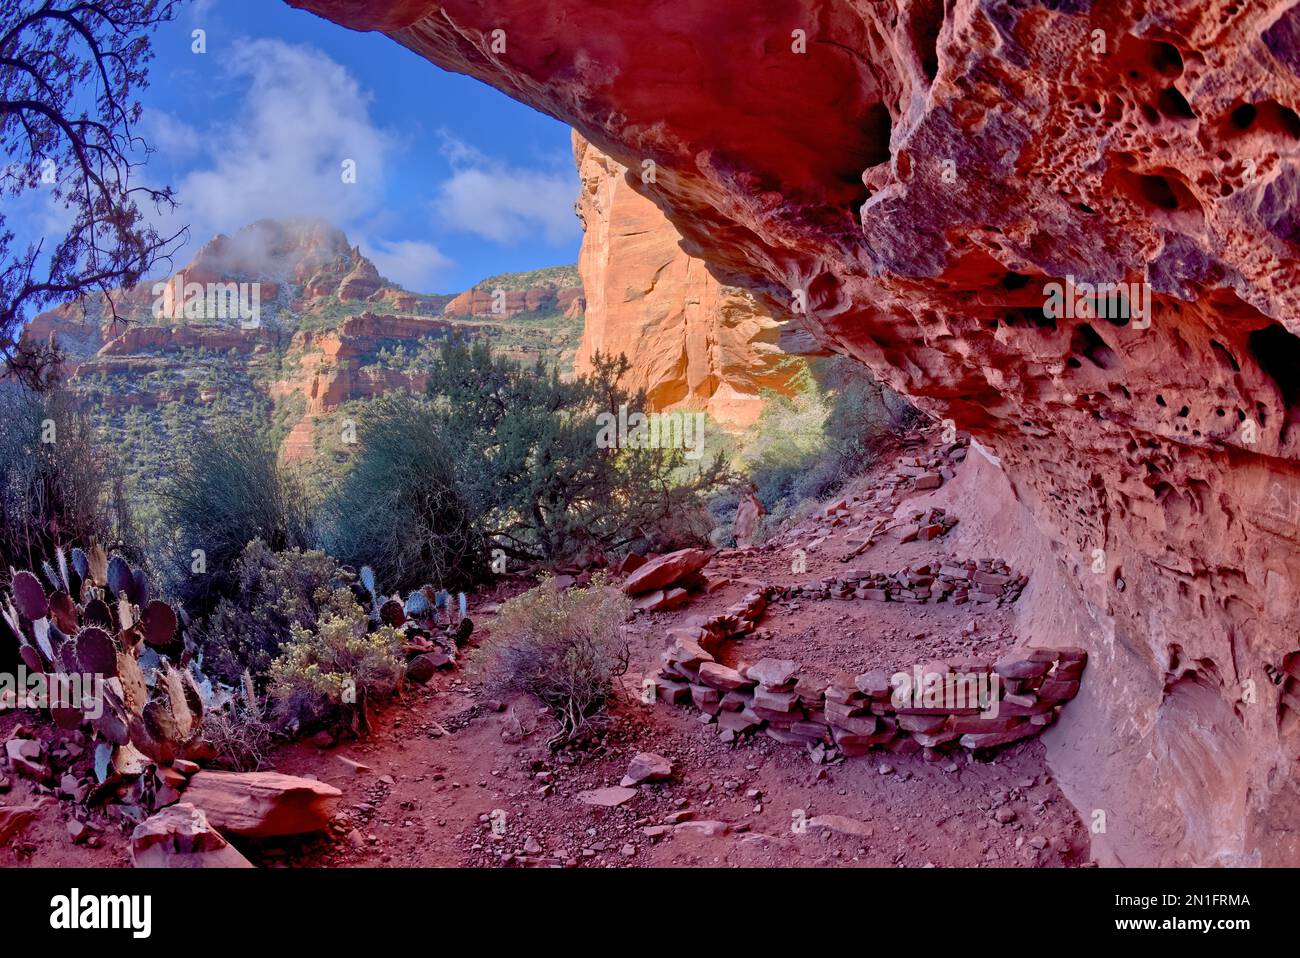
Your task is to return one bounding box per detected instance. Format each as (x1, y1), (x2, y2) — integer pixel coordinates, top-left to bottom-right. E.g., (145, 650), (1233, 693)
(269, 587), (405, 733)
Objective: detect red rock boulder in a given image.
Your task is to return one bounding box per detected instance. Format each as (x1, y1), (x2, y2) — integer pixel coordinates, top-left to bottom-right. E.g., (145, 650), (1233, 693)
(623, 548), (712, 596)
(131, 803), (254, 868)
(180, 771), (341, 837)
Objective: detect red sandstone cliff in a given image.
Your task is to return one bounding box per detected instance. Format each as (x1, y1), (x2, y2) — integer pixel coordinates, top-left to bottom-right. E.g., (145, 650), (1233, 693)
(443, 283), (583, 319)
(24, 220), (578, 462)
(290, 0), (1300, 867)
(270, 313), (456, 461)
(573, 133), (802, 426)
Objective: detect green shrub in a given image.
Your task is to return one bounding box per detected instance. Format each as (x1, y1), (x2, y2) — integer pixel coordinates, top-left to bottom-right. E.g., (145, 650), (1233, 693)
(480, 574), (631, 748)
(194, 540), (346, 684)
(155, 414), (312, 609)
(424, 338), (728, 567)
(321, 392), (487, 593)
(0, 384), (138, 572)
(268, 586), (405, 733)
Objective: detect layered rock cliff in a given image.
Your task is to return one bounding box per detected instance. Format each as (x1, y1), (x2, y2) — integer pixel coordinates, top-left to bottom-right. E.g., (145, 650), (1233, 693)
(269, 312), (456, 461)
(289, 0), (1300, 865)
(573, 134), (802, 426)
(26, 220), (582, 464)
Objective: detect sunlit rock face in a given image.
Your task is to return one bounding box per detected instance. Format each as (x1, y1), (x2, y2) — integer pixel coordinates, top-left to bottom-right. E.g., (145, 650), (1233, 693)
(290, 0), (1300, 866)
(573, 133), (799, 427)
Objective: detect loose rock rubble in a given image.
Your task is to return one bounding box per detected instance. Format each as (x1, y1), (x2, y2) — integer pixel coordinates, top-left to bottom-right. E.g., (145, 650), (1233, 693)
(785, 557), (1027, 607)
(624, 548), (716, 612)
(651, 584), (1086, 763)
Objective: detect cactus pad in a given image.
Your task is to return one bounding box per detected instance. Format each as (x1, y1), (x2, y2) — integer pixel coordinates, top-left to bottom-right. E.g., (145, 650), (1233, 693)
(380, 598), (406, 627)
(11, 570), (48, 621)
(140, 600), (178, 648)
(74, 627), (118, 677)
(404, 590), (432, 619)
(82, 597), (112, 628)
(70, 547), (89, 583)
(106, 555), (133, 598)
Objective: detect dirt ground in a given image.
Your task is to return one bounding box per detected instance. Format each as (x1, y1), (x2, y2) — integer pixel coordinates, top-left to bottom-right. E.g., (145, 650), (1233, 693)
(0, 432), (1092, 868)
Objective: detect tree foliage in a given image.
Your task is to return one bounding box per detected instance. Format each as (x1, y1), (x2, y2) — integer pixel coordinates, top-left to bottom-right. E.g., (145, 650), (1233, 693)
(1, 0), (184, 388)
(425, 337), (727, 565)
(0, 382), (135, 571)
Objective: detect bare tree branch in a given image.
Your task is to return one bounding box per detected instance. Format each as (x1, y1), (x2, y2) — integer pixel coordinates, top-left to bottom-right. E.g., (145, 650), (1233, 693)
(0, 0), (184, 389)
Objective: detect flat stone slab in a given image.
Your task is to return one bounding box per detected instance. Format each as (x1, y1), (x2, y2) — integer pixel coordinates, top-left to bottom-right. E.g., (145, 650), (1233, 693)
(745, 658), (800, 687)
(576, 786), (638, 807)
(808, 814), (875, 839)
(181, 771), (342, 837)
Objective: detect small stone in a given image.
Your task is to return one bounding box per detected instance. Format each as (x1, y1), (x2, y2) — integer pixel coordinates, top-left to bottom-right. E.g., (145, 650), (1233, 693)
(620, 752), (673, 787)
(674, 820), (729, 837)
(66, 818), (93, 845)
(4, 739), (47, 780)
(994, 807), (1017, 825)
(57, 774), (81, 800)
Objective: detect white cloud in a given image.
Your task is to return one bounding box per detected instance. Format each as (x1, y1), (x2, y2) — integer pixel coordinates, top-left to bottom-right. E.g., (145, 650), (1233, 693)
(139, 38), (461, 287)
(141, 111), (200, 157)
(361, 238), (453, 292)
(163, 39), (391, 234)
(433, 136), (579, 246)
(187, 0), (220, 22)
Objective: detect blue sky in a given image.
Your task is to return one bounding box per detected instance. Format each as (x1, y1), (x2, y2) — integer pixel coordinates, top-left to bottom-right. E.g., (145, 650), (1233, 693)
(118, 0), (581, 293)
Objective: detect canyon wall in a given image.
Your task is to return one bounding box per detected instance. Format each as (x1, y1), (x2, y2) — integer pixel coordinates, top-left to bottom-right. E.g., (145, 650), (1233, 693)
(26, 220), (593, 468)
(289, 0), (1300, 866)
(443, 283), (583, 319)
(573, 134), (803, 426)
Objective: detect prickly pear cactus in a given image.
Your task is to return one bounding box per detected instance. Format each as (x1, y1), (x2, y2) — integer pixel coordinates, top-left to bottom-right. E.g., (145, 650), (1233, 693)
(404, 589), (432, 619)
(74, 627), (117, 677)
(2, 546), (207, 783)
